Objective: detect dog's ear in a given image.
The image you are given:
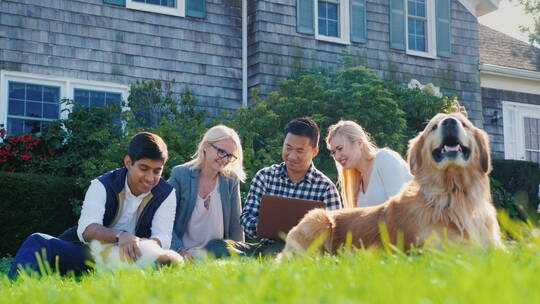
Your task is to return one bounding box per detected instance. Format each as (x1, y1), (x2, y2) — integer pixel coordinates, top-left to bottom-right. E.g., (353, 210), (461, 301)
(474, 128), (491, 174)
(407, 133), (424, 176)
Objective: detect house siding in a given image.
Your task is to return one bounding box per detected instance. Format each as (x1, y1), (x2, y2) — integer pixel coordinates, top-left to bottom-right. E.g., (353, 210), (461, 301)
(0, 0), (243, 115)
(249, 0), (484, 125)
(482, 88), (540, 158)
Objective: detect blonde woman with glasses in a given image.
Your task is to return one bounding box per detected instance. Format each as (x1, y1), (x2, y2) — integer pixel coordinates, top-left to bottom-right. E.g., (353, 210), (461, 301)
(327, 120), (412, 208)
(168, 125), (246, 259)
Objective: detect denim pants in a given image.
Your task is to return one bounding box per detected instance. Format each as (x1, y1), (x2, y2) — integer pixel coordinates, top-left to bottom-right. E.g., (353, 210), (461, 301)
(8, 233), (90, 279)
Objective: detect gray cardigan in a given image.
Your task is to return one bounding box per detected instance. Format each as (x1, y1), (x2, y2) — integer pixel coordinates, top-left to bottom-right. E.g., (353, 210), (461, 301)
(167, 162), (244, 251)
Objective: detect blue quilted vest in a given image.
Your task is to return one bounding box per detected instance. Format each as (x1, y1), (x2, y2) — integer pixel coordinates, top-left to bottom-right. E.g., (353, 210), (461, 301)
(58, 167), (173, 242)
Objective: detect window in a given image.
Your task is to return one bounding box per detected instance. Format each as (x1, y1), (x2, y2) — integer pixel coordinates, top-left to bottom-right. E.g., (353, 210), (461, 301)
(405, 0), (436, 57)
(132, 0), (175, 7)
(7, 82), (60, 135)
(503, 102), (540, 164)
(318, 0), (340, 37)
(74, 89), (121, 109)
(126, 0), (184, 17)
(315, 0), (350, 44)
(0, 71), (128, 136)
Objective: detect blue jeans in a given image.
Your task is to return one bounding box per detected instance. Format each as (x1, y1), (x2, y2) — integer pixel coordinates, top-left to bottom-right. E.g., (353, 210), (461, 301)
(8, 233), (91, 279)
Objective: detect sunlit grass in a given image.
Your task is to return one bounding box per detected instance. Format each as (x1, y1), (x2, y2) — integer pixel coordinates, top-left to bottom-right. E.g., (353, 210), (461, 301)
(2, 214), (540, 303)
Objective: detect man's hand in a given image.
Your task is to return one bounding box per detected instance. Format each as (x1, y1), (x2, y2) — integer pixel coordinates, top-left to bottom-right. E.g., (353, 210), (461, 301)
(118, 232), (142, 262)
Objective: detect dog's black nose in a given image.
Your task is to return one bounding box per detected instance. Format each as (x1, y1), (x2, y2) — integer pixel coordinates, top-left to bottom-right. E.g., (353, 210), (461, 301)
(442, 118), (458, 126)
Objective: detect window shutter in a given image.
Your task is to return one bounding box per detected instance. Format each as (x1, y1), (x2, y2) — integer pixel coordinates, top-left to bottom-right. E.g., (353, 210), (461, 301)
(297, 0), (314, 35)
(350, 0), (367, 43)
(436, 0), (451, 57)
(103, 0), (125, 6)
(186, 0), (206, 18)
(389, 0), (405, 50)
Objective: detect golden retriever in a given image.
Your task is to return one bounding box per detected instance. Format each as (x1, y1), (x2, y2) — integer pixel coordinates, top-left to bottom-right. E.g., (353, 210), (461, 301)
(281, 111), (503, 256)
(90, 239), (184, 270)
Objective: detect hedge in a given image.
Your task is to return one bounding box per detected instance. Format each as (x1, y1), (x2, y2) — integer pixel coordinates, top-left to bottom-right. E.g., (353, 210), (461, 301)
(491, 159), (540, 212)
(0, 172), (82, 256)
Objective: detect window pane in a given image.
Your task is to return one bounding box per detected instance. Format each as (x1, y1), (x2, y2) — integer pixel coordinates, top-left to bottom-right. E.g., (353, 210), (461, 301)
(408, 1), (416, 16)
(43, 103), (59, 119)
(318, 2), (327, 18)
(24, 120), (41, 134)
(416, 36), (426, 51)
(417, 2), (426, 17)
(416, 20), (425, 35)
(90, 91), (106, 107)
(408, 34), (416, 50)
(106, 93), (122, 106)
(26, 84), (42, 101)
(8, 99), (24, 116)
(74, 89), (90, 107)
(7, 118), (23, 136)
(327, 3), (338, 20)
(43, 86), (60, 102)
(319, 18), (328, 36)
(9, 82), (25, 99)
(328, 20), (339, 37)
(26, 102), (42, 118)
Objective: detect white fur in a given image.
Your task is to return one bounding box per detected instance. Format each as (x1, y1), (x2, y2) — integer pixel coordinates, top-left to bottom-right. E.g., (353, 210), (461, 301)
(89, 239), (184, 270)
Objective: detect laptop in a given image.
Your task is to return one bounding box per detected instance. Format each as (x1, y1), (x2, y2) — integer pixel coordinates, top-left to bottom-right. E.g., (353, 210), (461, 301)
(256, 194), (325, 240)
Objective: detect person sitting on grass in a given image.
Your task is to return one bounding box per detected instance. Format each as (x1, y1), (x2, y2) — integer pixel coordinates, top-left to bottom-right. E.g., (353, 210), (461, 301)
(205, 117), (342, 257)
(9, 132), (176, 279)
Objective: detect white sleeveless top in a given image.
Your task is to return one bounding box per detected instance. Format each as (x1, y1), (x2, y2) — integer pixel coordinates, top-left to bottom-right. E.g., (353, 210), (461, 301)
(357, 149), (412, 207)
(182, 179), (224, 249)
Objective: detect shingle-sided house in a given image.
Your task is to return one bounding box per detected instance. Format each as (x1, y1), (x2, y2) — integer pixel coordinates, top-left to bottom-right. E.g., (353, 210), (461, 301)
(479, 24), (540, 162)
(1, 0), (499, 136)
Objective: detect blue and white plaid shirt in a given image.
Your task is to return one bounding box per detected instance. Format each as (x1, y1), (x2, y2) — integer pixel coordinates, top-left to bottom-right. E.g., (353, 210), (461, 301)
(240, 162), (342, 238)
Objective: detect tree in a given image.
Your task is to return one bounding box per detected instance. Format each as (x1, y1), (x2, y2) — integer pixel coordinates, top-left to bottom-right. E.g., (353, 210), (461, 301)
(513, 0), (540, 45)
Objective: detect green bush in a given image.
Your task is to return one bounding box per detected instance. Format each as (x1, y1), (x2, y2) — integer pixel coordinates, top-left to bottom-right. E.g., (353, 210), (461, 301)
(491, 159), (540, 212)
(0, 172), (82, 256)
(224, 66), (454, 188)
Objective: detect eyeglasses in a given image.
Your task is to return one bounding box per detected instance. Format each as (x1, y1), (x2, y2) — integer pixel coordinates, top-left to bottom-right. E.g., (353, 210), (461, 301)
(210, 143), (238, 162)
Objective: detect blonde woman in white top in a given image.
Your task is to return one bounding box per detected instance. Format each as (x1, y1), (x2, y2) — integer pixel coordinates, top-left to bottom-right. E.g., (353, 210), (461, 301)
(327, 120), (412, 208)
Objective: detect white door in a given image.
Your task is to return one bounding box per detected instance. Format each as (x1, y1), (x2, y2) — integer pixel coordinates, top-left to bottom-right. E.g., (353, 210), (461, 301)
(503, 101), (540, 163)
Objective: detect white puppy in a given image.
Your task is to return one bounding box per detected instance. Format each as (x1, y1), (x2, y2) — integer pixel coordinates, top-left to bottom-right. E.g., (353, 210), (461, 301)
(89, 239), (184, 270)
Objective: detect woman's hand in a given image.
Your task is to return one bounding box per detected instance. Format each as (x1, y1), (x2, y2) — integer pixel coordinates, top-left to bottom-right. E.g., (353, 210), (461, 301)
(178, 248), (195, 261)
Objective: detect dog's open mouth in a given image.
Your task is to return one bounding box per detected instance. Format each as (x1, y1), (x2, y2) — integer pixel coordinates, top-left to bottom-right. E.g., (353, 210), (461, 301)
(432, 135), (470, 163)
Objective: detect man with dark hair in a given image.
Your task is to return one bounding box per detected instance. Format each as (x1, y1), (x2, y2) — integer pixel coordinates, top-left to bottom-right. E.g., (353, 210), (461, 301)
(9, 132), (176, 279)
(206, 117), (341, 257)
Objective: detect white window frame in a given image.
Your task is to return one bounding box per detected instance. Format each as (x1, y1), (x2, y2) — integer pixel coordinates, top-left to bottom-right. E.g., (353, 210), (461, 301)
(405, 0), (437, 59)
(0, 70), (129, 133)
(502, 101), (540, 161)
(314, 0), (351, 45)
(126, 0), (184, 17)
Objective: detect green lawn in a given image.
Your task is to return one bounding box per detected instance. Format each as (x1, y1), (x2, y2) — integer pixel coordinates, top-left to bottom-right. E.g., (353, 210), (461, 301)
(2, 216), (540, 303)
(1, 243), (540, 303)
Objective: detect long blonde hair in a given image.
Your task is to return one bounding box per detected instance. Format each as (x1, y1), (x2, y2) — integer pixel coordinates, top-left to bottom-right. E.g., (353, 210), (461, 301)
(189, 125), (246, 182)
(326, 120), (378, 208)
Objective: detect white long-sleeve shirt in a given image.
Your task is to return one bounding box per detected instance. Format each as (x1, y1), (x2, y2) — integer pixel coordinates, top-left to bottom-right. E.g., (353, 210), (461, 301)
(77, 178), (176, 249)
(357, 149), (412, 207)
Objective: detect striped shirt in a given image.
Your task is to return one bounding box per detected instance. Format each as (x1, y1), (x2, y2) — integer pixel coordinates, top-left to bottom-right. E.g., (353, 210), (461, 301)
(240, 162), (342, 238)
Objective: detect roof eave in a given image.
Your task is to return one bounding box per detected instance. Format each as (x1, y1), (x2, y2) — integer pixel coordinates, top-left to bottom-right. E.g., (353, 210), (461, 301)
(458, 0), (500, 17)
(480, 64), (540, 81)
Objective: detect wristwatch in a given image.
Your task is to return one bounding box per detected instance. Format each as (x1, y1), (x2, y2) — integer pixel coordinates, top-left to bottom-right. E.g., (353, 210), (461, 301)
(115, 230), (126, 243)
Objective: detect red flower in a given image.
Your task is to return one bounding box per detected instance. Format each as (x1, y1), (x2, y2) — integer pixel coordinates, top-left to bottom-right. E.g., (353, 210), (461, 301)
(27, 135), (33, 141)
(18, 136), (25, 142)
(8, 137), (17, 145)
(21, 154), (32, 161)
(0, 158), (7, 163)
(5, 145), (11, 151)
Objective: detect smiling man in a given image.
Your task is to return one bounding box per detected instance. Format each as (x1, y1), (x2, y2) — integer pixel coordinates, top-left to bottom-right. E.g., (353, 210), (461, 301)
(212, 117), (342, 257)
(9, 132), (176, 279)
